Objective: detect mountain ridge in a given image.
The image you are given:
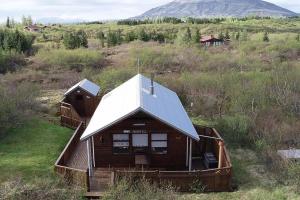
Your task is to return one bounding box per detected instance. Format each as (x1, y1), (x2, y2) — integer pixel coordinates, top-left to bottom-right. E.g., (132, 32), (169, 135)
(134, 0), (297, 19)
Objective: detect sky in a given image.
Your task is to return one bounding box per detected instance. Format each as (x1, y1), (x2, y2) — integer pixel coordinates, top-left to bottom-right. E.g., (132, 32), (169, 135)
(0, 0), (299, 23)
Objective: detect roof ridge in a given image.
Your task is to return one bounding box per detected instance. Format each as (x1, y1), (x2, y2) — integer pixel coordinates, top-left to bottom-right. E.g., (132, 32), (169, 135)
(138, 74), (143, 109)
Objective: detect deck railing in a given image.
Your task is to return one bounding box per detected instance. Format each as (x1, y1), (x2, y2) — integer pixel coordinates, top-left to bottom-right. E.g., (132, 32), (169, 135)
(54, 122), (89, 188)
(114, 167), (232, 192)
(113, 126), (232, 192)
(54, 123), (232, 192)
(60, 101), (84, 129)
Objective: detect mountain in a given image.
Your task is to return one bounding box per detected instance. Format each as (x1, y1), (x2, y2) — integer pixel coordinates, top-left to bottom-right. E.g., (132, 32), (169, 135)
(134, 0), (297, 19)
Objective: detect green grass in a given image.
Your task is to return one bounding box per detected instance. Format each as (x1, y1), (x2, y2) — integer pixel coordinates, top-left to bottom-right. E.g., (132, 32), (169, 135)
(0, 118), (73, 182)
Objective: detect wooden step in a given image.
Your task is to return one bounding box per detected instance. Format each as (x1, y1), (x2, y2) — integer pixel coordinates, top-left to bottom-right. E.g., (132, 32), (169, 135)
(85, 191), (104, 199)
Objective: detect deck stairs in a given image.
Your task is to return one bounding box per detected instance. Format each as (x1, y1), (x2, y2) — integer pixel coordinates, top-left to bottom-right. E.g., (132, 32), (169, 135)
(89, 169), (113, 192)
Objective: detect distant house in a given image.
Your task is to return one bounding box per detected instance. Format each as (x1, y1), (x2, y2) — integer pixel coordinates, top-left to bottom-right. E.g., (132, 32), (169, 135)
(200, 35), (224, 46)
(24, 24), (41, 32)
(55, 74), (233, 195)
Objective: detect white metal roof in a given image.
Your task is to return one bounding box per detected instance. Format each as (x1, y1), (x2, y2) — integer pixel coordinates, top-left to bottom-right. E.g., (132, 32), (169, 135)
(80, 74), (199, 141)
(64, 79), (100, 97)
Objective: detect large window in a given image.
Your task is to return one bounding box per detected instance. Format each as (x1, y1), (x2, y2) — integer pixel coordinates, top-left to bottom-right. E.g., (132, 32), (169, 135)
(151, 133), (167, 154)
(132, 134), (148, 153)
(113, 134), (129, 154)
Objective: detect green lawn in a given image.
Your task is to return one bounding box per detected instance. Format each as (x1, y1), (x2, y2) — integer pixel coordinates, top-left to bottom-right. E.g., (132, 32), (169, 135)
(0, 118), (73, 182)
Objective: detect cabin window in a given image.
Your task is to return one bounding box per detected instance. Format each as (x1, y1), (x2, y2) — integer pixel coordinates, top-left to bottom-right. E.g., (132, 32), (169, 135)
(113, 134), (129, 154)
(132, 134), (148, 153)
(151, 133), (167, 154)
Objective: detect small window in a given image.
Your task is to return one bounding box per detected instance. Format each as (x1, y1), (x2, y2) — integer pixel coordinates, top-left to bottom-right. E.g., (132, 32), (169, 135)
(113, 134), (129, 154)
(151, 133), (167, 154)
(76, 95), (83, 100)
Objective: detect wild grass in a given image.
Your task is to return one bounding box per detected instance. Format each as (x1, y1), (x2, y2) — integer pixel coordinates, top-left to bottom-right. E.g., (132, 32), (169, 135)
(35, 48), (105, 71)
(103, 178), (177, 200)
(0, 177), (84, 200)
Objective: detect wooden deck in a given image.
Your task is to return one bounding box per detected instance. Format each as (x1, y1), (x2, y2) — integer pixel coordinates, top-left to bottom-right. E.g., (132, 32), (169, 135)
(65, 139), (88, 170)
(55, 123), (232, 196)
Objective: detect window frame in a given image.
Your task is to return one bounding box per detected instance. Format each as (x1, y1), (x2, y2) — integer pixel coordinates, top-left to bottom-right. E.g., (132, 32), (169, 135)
(112, 133), (130, 155)
(151, 133), (168, 154)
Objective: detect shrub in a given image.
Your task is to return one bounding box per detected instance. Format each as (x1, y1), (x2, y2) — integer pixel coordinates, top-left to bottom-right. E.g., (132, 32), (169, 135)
(35, 49), (105, 71)
(216, 114), (252, 147)
(0, 50), (26, 74)
(94, 68), (135, 92)
(103, 178), (176, 200)
(0, 178), (83, 200)
(0, 82), (39, 137)
(63, 30), (88, 49)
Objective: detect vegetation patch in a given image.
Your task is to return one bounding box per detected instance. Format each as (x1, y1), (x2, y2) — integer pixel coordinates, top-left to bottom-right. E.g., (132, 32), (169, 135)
(35, 48), (105, 71)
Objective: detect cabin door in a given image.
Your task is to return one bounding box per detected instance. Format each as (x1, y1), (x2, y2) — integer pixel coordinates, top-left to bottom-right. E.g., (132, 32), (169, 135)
(75, 94), (85, 116)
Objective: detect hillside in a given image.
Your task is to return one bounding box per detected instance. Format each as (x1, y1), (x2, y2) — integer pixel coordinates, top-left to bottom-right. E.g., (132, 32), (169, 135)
(135, 0), (297, 19)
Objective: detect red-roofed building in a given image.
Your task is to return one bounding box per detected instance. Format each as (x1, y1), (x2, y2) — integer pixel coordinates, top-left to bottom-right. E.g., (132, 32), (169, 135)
(200, 35), (224, 47)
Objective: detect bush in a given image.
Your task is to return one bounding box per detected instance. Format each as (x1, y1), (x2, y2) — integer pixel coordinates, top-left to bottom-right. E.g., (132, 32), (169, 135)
(35, 49), (105, 71)
(0, 50), (26, 74)
(94, 68), (135, 92)
(63, 30), (88, 49)
(216, 114), (252, 147)
(0, 178), (83, 200)
(103, 178), (176, 200)
(0, 82), (39, 137)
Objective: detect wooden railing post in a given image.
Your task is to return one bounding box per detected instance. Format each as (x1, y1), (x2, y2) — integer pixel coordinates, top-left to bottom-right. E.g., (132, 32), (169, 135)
(218, 141), (224, 168)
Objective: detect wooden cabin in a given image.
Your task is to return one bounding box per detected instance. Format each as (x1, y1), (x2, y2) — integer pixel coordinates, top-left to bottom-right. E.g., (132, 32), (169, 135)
(200, 35), (224, 47)
(81, 74), (201, 172)
(60, 79), (101, 128)
(24, 24), (41, 32)
(55, 74), (232, 195)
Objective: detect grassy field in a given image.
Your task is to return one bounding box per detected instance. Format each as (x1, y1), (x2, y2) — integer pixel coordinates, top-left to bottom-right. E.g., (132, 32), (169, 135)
(0, 118), (73, 182)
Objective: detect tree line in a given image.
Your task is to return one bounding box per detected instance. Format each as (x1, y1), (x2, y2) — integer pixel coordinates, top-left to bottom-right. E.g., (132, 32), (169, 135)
(62, 27), (300, 49)
(116, 16), (290, 26)
(0, 29), (34, 53)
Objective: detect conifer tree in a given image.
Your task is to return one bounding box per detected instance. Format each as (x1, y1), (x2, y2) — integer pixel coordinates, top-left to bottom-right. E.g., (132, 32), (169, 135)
(27, 16), (33, 26)
(77, 30), (88, 48)
(6, 17), (10, 28)
(225, 30), (230, 40)
(263, 31), (269, 42)
(186, 27), (192, 41)
(97, 31), (105, 47)
(235, 32), (240, 40)
(218, 32), (224, 40)
(176, 27), (192, 45)
(241, 29), (248, 41)
(193, 28), (201, 43)
(296, 33), (300, 42)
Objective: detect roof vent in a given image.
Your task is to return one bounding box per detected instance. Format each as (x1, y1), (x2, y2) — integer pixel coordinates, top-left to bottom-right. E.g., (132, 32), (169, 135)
(150, 73), (154, 95)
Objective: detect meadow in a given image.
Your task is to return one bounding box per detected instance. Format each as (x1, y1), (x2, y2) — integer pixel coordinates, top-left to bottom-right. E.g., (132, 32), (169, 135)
(0, 17), (299, 199)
